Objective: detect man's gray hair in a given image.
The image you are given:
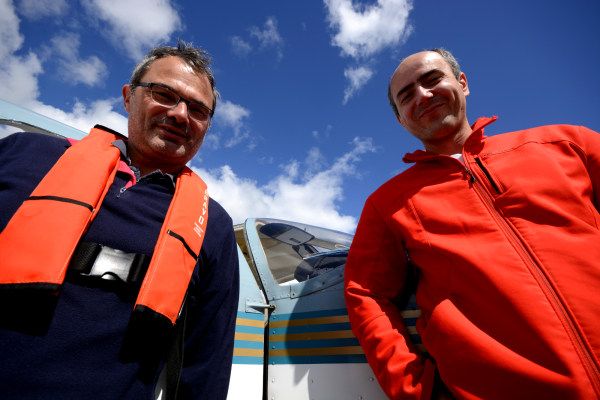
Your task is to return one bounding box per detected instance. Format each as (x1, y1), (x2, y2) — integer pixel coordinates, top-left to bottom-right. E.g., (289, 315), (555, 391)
(387, 48), (461, 117)
(130, 40), (218, 115)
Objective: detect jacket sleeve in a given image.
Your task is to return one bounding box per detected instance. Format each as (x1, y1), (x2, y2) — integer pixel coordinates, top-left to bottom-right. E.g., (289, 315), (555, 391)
(578, 126), (600, 210)
(345, 198), (436, 399)
(177, 203), (240, 400)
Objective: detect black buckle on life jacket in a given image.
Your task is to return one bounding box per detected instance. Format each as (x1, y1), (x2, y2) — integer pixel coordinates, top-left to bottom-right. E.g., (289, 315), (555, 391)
(69, 242), (149, 286)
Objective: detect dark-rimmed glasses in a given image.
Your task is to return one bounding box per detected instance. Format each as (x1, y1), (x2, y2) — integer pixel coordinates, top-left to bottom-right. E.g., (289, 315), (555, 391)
(134, 82), (213, 123)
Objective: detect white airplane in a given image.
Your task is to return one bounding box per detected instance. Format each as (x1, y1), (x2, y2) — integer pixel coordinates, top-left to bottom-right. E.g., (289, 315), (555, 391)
(0, 98), (422, 399)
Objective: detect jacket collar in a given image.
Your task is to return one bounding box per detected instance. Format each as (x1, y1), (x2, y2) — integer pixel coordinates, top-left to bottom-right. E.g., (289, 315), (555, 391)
(402, 116), (498, 163)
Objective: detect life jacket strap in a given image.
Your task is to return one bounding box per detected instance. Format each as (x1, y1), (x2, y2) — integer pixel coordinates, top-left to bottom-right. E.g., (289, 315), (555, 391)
(69, 242), (150, 285)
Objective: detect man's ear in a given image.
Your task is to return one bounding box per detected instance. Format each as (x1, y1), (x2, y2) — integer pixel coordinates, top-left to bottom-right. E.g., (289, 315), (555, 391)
(459, 72), (470, 97)
(122, 84), (131, 113)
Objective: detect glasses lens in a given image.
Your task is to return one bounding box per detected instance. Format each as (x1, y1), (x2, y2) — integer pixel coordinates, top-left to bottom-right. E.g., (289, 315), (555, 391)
(145, 83), (211, 123)
(150, 86), (178, 107)
(188, 103), (211, 122)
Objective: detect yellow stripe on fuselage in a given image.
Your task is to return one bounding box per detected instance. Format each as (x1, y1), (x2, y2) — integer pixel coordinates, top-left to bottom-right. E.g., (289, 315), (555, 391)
(235, 332), (264, 342)
(234, 348), (264, 357)
(236, 317), (265, 328)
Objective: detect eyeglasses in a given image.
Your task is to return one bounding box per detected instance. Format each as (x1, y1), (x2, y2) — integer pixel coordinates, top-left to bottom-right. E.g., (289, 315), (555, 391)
(134, 82), (213, 123)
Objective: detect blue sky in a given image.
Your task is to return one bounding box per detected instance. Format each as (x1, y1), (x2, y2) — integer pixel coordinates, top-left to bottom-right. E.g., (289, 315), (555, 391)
(1, 0), (599, 232)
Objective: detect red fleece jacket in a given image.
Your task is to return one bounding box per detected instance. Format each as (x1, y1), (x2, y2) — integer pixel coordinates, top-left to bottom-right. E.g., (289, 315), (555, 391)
(345, 117), (600, 399)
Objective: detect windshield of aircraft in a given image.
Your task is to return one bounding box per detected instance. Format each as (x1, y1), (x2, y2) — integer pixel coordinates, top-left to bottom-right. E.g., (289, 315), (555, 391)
(256, 218), (353, 285)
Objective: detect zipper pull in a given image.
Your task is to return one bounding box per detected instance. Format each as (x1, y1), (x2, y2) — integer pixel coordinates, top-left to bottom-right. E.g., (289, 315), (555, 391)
(465, 168), (476, 184)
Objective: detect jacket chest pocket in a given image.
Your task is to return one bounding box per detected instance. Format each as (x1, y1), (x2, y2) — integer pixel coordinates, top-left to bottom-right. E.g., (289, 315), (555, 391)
(480, 143), (599, 228)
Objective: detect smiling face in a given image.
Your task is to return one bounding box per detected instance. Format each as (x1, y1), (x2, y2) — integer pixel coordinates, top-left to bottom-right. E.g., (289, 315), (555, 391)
(389, 51), (471, 154)
(122, 56), (214, 175)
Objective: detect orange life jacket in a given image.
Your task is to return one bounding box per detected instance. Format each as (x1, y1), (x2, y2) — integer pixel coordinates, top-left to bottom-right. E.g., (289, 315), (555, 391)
(0, 127), (208, 325)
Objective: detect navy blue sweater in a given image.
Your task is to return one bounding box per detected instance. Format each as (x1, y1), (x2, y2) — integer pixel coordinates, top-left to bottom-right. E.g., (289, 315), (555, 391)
(0, 132), (239, 399)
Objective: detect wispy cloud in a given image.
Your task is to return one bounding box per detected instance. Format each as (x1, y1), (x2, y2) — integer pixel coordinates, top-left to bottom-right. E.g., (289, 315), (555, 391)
(50, 33), (108, 87)
(303, 147), (328, 179)
(230, 16), (284, 60)
(82, 0), (182, 60)
(194, 137), (376, 233)
(250, 17), (283, 49)
(324, 0), (413, 103)
(212, 99), (252, 148)
(312, 124), (333, 141)
(230, 36), (252, 57)
(343, 66), (373, 104)
(17, 0), (67, 20)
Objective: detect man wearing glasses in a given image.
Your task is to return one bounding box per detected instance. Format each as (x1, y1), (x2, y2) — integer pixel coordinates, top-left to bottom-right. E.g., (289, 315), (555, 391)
(0, 42), (239, 399)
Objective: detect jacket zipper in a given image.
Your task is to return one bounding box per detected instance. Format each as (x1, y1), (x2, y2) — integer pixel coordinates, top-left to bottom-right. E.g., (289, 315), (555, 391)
(467, 160), (600, 395)
(474, 157), (501, 194)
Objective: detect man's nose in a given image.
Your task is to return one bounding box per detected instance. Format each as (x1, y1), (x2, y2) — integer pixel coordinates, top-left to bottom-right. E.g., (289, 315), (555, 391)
(415, 85), (433, 105)
(167, 100), (190, 123)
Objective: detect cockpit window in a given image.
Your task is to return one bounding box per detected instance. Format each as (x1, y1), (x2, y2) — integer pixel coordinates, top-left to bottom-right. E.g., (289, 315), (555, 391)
(256, 219), (352, 285)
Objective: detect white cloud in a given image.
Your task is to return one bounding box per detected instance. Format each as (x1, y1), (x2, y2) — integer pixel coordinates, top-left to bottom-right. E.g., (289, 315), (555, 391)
(194, 137), (376, 233)
(304, 147), (327, 178)
(343, 65), (373, 104)
(0, 52), (43, 105)
(231, 17), (284, 60)
(213, 100), (251, 148)
(51, 33), (108, 87)
(225, 132), (250, 149)
(0, 0), (43, 104)
(230, 36), (252, 57)
(31, 98), (128, 134)
(17, 0), (67, 20)
(324, 0), (413, 59)
(201, 132), (220, 150)
(82, 0), (182, 60)
(250, 17), (283, 49)
(214, 100), (250, 129)
(0, 0), (24, 59)
(251, 17), (284, 60)
(324, 0), (413, 103)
